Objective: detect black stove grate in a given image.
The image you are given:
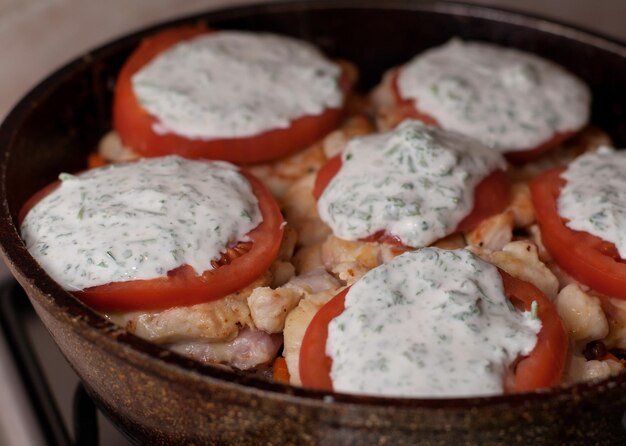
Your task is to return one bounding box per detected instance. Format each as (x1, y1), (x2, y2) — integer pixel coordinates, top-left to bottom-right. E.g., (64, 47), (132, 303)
(0, 281), (99, 446)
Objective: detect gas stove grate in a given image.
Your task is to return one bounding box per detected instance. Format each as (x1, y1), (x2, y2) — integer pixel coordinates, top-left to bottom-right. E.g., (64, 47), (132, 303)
(0, 281), (100, 446)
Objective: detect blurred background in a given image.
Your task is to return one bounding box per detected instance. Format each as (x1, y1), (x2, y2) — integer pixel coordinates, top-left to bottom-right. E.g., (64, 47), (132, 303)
(0, 1), (624, 445)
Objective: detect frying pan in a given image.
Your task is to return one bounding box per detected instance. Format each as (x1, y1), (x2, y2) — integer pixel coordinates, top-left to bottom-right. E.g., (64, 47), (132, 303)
(1, 1), (625, 444)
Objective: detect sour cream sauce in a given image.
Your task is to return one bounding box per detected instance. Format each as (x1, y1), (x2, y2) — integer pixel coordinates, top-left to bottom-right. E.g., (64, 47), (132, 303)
(327, 248), (541, 397)
(558, 147), (626, 258)
(20, 156), (261, 291)
(397, 39), (590, 153)
(132, 31), (343, 139)
(317, 120), (505, 247)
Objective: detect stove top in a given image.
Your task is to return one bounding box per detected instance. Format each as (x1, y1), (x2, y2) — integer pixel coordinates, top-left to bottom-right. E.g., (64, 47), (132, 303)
(0, 281), (132, 446)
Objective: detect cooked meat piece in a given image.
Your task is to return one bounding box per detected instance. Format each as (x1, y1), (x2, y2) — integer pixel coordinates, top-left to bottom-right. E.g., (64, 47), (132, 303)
(556, 284), (609, 343)
(470, 240), (559, 300)
(169, 328), (283, 370)
(281, 173), (331, 247)
(106, 274), (269, 344)
(282, 289), (340, 385)
(466, 211), (514, 251)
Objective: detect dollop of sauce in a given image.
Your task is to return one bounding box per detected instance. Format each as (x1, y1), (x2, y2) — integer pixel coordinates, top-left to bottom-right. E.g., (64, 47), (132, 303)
(317, 120), (505, 247)
(20, 156), (261, 291)
(397, 39), (590, 152)
(326, 248), (541, 397)
(132, 31), (343, 139)
(558, 147), (626, 258)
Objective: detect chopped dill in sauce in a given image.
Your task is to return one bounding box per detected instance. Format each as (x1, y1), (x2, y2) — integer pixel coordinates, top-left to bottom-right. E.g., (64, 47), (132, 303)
(397, 39), (590, 152)
(317, 120), (505, 247)
(558, 147), (626, 258)
(132, 31), (342, 140)
(326, 248), (541, 397)
(20, 156), (261, 291)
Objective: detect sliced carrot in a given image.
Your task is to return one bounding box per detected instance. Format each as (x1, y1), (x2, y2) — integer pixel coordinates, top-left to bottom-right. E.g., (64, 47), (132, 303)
(272, 357), (290, 384)
(87, 153), (108, 169)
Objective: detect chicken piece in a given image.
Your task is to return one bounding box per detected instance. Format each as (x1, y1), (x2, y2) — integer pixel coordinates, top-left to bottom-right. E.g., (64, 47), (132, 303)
(248, 268), (341, 335)
(270, 260), (296, 288)
(106, 273), (270, 344)
(370, 69), (406, 131)
(321, 235), (381, 270)
(471, 240), (559, 300)
(288, 267), (342, 295)
(466, 211), (514, 251)
(556, 284), (609, 343)
(333, 262), (373, 285)
(283, 289), (340, 385)
(249, 114), (373, 198)
(432, 232), (467, 250)
(248, 286), (304, 334)
(249, 142), (327, 198)
(269, 225), (298, 287)
(169, 328), (282, 370)
(527, 224), (551, 262)
(564, 354), (624, 385)
(321, 115), (374, 159)
(97, 131), (140, 163)
(511, 126), (612, 182)
(281, 173), (331, 247)
(508, 182), (535, 228)
(321, 235), (385, 285)
(292, 243), (325, 273)
(602, 298), (626, 350)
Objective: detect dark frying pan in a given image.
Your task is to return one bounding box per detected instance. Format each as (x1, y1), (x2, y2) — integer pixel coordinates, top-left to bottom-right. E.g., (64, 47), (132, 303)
(1, 1), (625, 444)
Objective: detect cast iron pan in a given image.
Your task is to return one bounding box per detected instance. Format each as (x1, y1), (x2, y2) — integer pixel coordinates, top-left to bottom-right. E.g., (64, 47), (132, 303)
(1, 1), (625, 444)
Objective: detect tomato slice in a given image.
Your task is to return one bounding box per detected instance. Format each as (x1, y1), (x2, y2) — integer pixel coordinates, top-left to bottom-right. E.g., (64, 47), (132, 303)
(530, 167), (626, 300)
(113, 25), (352, 164)
(500, 270), (568, 393)
(299, 270), (567, 393)
(389, 69), (574, 163)
(19, 167), (284, 312)
(299, 288), (347, 391)
(313, 154), (510, 242)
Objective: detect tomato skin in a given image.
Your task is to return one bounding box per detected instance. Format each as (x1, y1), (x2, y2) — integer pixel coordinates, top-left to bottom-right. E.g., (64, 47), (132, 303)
(299, 288), (347, 391)
(113, 25), (351, 164)
(299, 271), (567, 394)
(19, 167), (284, 312)
(389, 69), (573, 163)
(455, 169), (510, 233)
(312, 154), (341, 201)
(499, 270), (568, 392)
(530, 167), (626, 300)
(314, 154), (510, 241)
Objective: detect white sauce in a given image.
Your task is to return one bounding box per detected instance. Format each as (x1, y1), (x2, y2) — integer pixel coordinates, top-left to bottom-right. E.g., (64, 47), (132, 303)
(397, 39), (590, 153)
(20, 156), (262, 291)
(326, 248), (541, 397)
(317, 120), (505, 247)
(132, 31), (343, 139)
(558, 147), (626, 258)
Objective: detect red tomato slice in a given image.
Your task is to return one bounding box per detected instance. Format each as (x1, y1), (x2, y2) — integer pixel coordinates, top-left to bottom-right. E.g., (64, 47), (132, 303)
(19, 167), (284, 312)
(500, 270), (568, 393)
(530, 167), (626, 300)
(299, 270), (567, 393)
(313, 154), (510, 242)
(389, 69), (575, 163)
(113, 25), (352, 164)
(299, 288), (347, 391)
